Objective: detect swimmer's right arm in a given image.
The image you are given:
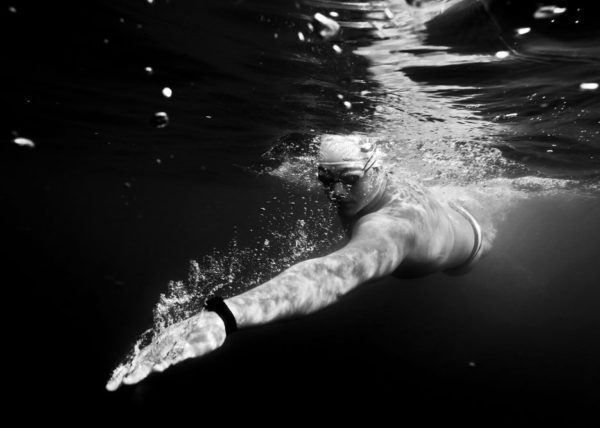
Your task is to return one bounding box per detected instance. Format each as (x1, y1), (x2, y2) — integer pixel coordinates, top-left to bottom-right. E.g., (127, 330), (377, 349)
(226, 194), (480, 326)
(225, 214), (414, 327)
(107, 201), (470, 390)
(107, 214), (413, 391)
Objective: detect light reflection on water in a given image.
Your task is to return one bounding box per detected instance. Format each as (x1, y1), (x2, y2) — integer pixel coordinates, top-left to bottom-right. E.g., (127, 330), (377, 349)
(297, 0), (599, 186)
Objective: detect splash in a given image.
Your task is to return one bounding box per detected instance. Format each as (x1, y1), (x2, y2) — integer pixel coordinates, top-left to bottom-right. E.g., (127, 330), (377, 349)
(110, 184), (345, 376)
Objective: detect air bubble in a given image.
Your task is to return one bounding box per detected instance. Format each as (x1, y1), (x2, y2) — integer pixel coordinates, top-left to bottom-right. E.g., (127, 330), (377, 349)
(151, 112), (169, 128)
(313, 12), (340, 40)
(580, 82), (598, 91)
(12, 137), (35, 148)
(534, 5), (566, 20)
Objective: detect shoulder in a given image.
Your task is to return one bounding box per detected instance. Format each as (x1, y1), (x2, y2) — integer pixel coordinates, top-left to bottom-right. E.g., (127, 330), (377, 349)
(344, 211), (415, 274)
(348, 179), (446, 250)
(360, 179), (438, 228)
(350, 210), (417, 248)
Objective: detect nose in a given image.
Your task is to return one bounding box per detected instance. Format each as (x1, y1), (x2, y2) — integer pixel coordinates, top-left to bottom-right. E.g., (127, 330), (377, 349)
(328, 182), (348, 201)
(332, 182), (346, 194)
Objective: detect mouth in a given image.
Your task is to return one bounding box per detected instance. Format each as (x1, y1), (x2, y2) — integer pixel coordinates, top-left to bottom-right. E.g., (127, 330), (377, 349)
(330, 197), (354, 207)
(327, 193), (353, 203)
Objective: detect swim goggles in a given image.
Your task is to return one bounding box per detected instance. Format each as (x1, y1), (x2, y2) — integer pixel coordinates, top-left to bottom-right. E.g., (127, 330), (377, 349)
(317, 149), (377, 187)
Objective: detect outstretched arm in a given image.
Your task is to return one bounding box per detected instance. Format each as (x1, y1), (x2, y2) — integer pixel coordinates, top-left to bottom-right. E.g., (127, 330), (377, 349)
(106, 189), (479, 391)
(107, 214), (414, 391)
(226, 192), (480, 326)
(226, 213), (414, 327)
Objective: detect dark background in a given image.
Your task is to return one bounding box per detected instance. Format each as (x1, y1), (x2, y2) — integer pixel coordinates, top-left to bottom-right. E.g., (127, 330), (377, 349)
(2, 0), (599, 423)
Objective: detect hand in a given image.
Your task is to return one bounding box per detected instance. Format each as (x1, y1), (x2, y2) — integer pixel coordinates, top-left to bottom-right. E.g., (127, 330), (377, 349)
(106, 311), (226, 391)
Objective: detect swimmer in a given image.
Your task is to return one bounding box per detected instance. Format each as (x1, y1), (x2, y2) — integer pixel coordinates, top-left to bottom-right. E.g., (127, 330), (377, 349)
(106, 134), (494, 391)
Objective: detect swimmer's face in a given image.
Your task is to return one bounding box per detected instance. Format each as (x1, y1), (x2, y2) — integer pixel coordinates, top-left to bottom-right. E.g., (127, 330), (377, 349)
(317, 134), (383, 216)
(317, 163), (380, 216)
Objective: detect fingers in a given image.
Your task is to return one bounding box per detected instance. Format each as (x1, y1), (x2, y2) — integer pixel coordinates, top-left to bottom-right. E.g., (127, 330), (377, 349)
(105, 344), (156, 391)
(105, 364), (128, 391)
(122, 360), (153, 386)
(105, 360), (160, 391)
(106, 316), (225, 391)
(107, 341), (196, 390)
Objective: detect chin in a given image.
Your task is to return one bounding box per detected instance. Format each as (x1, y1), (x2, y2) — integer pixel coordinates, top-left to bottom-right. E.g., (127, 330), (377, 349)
(337, 202), (361, 217)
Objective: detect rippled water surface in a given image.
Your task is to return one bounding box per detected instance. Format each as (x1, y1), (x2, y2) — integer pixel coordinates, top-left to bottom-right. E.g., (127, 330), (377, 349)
(2, 0), (599, 422)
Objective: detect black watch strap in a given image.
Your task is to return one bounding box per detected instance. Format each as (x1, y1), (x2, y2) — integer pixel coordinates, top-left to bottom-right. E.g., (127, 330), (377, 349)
(204, 296), (237, 335)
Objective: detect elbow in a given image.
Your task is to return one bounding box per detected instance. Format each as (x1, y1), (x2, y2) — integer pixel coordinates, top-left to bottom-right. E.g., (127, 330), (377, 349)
(345, 237), (405, 281)
(284, 258), (349, 313)
(373, 237), (406, 277)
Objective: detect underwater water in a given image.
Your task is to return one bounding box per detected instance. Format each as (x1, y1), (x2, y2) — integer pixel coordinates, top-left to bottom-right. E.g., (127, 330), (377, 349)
(2, 0), (599, 422)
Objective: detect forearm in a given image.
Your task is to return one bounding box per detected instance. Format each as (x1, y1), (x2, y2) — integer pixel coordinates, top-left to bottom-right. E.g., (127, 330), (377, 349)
(225, 244), (389, 329)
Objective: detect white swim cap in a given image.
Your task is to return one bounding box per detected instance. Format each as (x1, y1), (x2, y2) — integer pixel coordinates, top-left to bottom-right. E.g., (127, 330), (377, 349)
(318, 134), (377, 170)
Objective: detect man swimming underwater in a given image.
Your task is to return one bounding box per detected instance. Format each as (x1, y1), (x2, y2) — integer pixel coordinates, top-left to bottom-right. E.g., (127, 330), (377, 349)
(107, 134), (493, 391)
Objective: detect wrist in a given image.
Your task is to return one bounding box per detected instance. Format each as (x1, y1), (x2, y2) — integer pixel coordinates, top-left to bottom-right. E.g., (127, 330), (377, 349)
(204, 296), (238, 335)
